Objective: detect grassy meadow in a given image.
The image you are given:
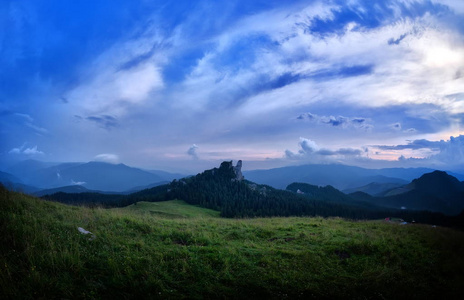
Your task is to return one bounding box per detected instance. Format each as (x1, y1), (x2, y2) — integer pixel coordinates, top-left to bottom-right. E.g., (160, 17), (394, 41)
(1, 187), (464, 299)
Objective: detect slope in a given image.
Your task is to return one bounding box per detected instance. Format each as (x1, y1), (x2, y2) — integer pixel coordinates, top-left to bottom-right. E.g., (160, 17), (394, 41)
(2, 185), (464, 299)
(350, 171), (464, 215)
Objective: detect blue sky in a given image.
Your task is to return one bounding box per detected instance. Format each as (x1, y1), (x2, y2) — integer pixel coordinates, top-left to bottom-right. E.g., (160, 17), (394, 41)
(1, 0), (464, 173)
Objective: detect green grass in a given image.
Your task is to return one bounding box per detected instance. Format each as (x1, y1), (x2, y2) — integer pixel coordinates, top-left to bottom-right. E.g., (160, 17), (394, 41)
(1, 187), (464, 299)
(115, 200), (221, 218)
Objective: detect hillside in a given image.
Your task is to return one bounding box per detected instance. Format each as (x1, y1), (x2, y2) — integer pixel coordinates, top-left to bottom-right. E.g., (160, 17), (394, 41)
(348, 171), (464, 215)
(342, 182), (406, 196)
(33, 185), (122, 197)
(286, 182), (381, 210)
(41, 161), (460, 226)
(0, 170), (40, 193)
(2, 186), (464, 299)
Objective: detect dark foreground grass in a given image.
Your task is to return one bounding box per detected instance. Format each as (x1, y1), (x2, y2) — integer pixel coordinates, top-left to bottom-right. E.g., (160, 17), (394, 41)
(1, 187), (464, 299)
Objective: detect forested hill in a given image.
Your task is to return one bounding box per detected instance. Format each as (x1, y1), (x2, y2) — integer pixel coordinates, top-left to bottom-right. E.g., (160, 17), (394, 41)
(41, 161), (463, 226)
(127, 162), (461, 224)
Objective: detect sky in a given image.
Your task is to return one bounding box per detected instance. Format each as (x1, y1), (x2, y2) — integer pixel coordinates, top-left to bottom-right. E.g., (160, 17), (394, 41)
(1, 0), (464, 173)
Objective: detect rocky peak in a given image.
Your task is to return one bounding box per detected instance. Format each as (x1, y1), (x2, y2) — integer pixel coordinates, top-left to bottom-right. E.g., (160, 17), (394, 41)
(233, 160), (244, 181)
(217, 160), (244, 181)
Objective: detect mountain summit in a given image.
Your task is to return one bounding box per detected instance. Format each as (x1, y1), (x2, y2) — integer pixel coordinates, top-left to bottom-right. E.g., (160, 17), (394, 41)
(409, 170), (464, 198)
(362, 171), (464, 215)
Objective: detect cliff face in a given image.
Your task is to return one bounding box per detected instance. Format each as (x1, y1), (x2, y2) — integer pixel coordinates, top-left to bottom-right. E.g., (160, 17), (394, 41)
(233, 160), (244, 181)
(216, 160), (244, 181)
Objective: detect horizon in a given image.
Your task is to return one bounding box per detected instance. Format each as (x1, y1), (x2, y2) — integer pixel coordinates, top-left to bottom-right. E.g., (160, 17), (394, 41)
(3, 157), (464, 177)
(1, 0), (464, 174)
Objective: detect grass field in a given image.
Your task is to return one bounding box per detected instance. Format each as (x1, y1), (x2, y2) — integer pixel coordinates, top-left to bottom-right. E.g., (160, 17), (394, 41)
(1, 187), (464, 299)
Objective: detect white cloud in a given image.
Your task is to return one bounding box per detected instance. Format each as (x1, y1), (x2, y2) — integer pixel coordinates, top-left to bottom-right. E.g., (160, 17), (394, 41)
(62, 26), (169, 118)
(299, 137), (319, 154)
(433, 0), (464, 14)
(229, 10), (464, 118)
(14, 113), (48, 135)
(67, 62), (163, 116)
(9, 144), (44, 156)
(71, 180), (86, 186)
(14, 113), (34, 122)
(8, 147), (22, 154)
(187, 144), (199, 160)
(373, 135), (464, 169)
(93, 153), (120, 164)
(285, 137), (364, 162)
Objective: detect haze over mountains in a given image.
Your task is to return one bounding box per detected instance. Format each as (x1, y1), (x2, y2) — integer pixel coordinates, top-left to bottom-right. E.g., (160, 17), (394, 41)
(2, 159), (464, 197)
(2, 159), (464, 218)
(349, 171), (464, 215)
(244, 164), (464, 190)
(2, 159), (185, 193)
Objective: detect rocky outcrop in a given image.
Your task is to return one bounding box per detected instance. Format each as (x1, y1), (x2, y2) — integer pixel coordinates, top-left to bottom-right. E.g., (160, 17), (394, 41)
(233, 160), (244, 181)
(215, 160), (244, 181)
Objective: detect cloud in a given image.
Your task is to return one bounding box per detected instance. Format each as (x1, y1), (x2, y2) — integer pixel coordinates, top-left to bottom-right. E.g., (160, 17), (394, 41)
(389, 122), (402, 131)
(9, 144), (44, 156)
(93, 153), (119, 164)
(187, 144), (199, 160)
(389, 122), (419, 133)
(231, 2), (464, 122)
(2, 1), (463, 173)
(285, 137), (364, 161)
(374, 135), (464, 166)
(71, 180), (86, 186)
(14, 113), (34, 123)
(64, 33), (166, 117)
(297, 112), (373, 130)
(299, 138), (319, 154)
(13, 113), (48, 135)
(86, 115), (118, 130)
(375, 139), (441, 151)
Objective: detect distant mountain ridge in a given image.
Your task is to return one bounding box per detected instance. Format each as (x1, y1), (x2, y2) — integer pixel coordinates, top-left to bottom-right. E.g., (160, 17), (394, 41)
(343, 182), (407, 196)
(38, 160), (464, 229)
(350, 171), (464, 215)
(5, 159), (185, 193)
(244, 164), (464, 190)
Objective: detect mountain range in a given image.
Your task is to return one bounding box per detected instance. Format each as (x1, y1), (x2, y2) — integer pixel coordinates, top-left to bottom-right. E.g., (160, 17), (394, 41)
(2, 159), (464, 217)
(244, 164), (464, 191)
(36, 160), (464, 229)
(349, 171), (464, 215)
(2, 160), (185, 193)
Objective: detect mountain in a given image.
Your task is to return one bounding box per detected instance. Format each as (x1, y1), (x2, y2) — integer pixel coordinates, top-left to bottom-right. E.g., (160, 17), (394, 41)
(343, 182), (407, 196)
(244, 164), (463, 190)
(350, 171), (464, 215)
(32, 185), (130, 197)
(34, 185), (97, 197)
(5, 159), (60, 181)
(0, 171), (21, 184)
(6, 160), (182, 192)
(123, 181), (171, 193)
(286, 182), (381, 209)
(146, 169), (187, 181)
(45, 162), (165, 192)
(40, 160), (459, 226)
(0, 171), (40, 193)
